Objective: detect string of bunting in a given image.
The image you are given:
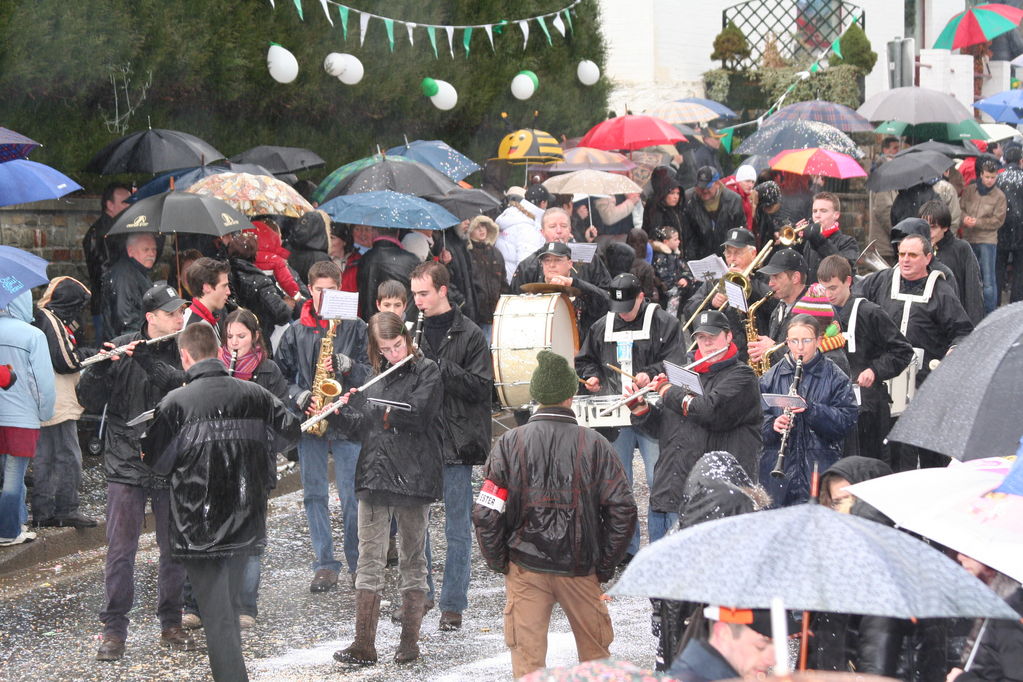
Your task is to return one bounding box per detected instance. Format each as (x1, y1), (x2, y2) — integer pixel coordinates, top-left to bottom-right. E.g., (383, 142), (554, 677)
(269, 0), (582, 57)
(716, 9), (863, 153)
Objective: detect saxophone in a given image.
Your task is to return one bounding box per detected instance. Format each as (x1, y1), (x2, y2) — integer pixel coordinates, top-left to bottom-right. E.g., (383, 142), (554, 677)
(308, 319), (343, 437)
(745, 292), (774, 377)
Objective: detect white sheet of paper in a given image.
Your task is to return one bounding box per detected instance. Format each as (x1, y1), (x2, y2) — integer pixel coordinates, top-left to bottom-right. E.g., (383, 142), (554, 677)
(687, 255), (728, 282)
(318, 288), (360, 320)
(724, 279), (748, 312)
(568, 242), (598, 263)
(663, 360), (703, 396)
(761, 393), (808, 410)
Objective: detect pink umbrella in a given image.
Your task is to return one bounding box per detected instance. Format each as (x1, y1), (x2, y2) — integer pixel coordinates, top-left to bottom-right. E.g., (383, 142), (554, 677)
(769, 147), (867, 179)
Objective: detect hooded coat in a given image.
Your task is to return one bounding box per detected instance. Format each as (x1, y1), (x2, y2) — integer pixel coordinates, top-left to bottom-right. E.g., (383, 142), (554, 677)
(933, 229), (985, 325)
(682, 184), (747, 259)
(356, 236), (420, 322)
(285, 210), (331, 284)
(642, 168), (690, 245)
(33, 277), (94, 426)
(0, 291), (55, 431)
(997, 165), (1023, 251)
(758, 351), (858, 507)
(467, 219), (507, 325)
(890, 183), (940, 226)
(494, 198), (545, 284)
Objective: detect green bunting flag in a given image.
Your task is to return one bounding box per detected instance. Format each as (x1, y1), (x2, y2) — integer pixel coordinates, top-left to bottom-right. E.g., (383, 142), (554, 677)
(718, 126), (736, 153)
(830, 36), (843, 59)
(537, 16), (553, 45)
(338, 6), (348, 39)
(384, 18), (395, 51)
(463, 27), (473, 58)
(564, 9), (573, 33)
(427, 26), (439, 59)
(292, 0), (303, 21)
(809, 61), (822, 73)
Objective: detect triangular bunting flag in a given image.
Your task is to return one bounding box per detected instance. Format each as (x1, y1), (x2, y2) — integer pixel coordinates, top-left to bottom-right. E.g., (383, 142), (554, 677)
(830, 36), (843, 59)
(406, 22), (416, 47)
(292, 0), (303, 21)
(537, 16), (552, 45)
(484, 24), (495, 51)
(552, 13), (566, 37)
(519, 20), (529, 49)
(564, 9), (573, 33)
(445, 25), (455, 58)
(268, 0), (275, 8)
(359, 12), (370, 46)
(338, 6), (348, 39)
(319, 0), (332, 25)
(718, 126), (736, 153)
(427, 26), (439, 58)
(809, 61), (822, 73)
(463, 27), (472, 58)
(384, 18), (395, 52)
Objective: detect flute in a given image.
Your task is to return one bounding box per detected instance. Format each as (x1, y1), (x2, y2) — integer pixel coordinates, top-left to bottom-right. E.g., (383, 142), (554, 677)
(300, 352), (415, 433)
(596, 346), (728, 416)
(79, 329), (184, 367)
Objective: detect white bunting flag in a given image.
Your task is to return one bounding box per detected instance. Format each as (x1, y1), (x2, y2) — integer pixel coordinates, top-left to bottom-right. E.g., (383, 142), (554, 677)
(552, 13), (566, 37)
(319, 0), (333, 25)
(519, 20), (529, 49)
(445, 25), (455, 57)
(359, 12), (370, 46)
(406, 22), (416, 46)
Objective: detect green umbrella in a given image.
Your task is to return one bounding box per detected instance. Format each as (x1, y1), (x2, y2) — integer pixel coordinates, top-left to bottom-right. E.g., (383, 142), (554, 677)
(311, 154), (416, 204)
(875, 119), (989, 142)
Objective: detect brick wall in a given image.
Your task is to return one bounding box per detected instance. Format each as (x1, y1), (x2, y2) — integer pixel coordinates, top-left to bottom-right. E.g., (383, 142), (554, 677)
(0, 197), (100, 284)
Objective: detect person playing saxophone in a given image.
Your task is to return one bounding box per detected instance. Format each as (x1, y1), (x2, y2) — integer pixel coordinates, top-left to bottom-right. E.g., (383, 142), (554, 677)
(275, 261), (371, 593)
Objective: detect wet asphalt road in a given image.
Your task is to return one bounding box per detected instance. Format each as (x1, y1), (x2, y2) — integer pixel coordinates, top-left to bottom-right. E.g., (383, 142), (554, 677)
(0, 464), (656, 682)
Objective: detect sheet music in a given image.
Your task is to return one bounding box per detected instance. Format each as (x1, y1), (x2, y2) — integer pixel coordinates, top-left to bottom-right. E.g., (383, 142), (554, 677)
(568, 242), (598, 263)
(724, 279), (748, 312)
(318, 289), (360, 320)
(663, 360), (703, 396)
(761, 393), (808, 410)
(687, 255), (728, 282)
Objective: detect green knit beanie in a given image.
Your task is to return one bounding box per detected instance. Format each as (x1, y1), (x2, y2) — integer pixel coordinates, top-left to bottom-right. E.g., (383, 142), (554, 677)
(530, 350), (579, 405)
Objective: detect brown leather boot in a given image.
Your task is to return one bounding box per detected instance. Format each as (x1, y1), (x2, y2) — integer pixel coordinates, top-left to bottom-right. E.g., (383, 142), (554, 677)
(333, 589), (381, 665)
(394, 589), (426, 663)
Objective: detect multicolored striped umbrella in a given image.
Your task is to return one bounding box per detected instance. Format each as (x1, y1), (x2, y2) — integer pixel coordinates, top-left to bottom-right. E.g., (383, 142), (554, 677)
(766, 99), (875, 133)
(769, 148), (867, 179)
(678, 97), (737, 119)
(933, 3), (1023, 50)
(186, 172), (313, 218)
(0, 127), (40, 162)
(645, 100), (721, 124)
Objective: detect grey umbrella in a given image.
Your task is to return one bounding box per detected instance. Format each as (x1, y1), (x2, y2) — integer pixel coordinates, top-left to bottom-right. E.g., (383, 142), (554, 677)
(865, 150), (954, 191)
(895, 139), (981, 158)
(888, 302), (1023, 461)
(609, 504), (1018, 620)
(735, 120), (863, 158)
(857, 86), (974, 124)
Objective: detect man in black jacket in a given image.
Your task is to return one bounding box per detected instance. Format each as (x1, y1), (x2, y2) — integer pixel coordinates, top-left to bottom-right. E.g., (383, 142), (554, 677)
(794, 192), (860, 285)
(409, 261), (493, 631)
(818, 256), (914, 463)
(575, 273), (685, 559)
(529, 241), (611, 334)
(473, 350), (636, 678)
(82, 183), (131, 342)
(101, 232), (157, 342)
(996, 145), (1023, 304)
(510, 207), (613, 291)
(919, 201), (985, 325)
(357, 227), (420, 321)
(682, 167), (747, 259)
(77, 282), (193, 661)
(669, 607), (777, 680)
(748, 248), (810, 368)
(142, 323), (300, 681)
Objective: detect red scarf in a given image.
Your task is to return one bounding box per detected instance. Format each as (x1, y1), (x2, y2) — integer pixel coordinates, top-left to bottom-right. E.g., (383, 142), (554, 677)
(691, 342), (739, 374)
(220, 346), (265, 381)
(821, 221), (840, 239)
(189, 300), (218, 326)
(299, 299), (329, 329)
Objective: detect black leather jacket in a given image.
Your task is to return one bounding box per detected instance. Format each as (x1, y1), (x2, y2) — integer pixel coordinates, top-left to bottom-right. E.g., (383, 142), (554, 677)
(356, 238), (420, 321)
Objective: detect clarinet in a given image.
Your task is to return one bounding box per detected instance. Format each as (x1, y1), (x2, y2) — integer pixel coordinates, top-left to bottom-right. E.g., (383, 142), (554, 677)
(228, 349), (238, 375)
(413, 310), (425, 350)
(770, 357), (804, 479)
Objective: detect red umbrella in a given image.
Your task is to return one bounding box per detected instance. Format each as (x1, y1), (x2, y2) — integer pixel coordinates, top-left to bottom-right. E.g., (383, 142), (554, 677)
(933, 3), (1023, 50)
(579, 115), (686, 151)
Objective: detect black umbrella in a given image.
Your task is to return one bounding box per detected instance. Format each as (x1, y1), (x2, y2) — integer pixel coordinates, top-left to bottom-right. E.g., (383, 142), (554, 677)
(320, 156), (459, 203)
(423, 188), (500, 221)
(735, 120), (863, 158)
(229, 145), (325, 175)
(106, 191), (252, 238)
(86, 129), (225, 175)
(865, 150), (953, 192)
(888, 302), (1023, 461)
(895, 140), (981, 158)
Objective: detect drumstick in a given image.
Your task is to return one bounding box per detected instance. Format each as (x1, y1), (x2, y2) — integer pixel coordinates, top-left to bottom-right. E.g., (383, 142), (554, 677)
(578, 378), (588, 385)
(605, 363), (638, 382)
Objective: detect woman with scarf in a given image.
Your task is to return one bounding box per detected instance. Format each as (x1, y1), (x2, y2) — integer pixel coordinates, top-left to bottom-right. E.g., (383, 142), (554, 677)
(180, 308), (289, 632)
(758, 314), (858, 507)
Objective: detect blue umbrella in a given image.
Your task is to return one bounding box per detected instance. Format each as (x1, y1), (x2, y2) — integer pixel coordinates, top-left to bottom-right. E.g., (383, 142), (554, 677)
(385, 139), (480, 182)
(677, 96), (738, 119)
(320, 190), (460, 231)
(0, 159), (82, 208)
(126, 163), (273, 203)
(0, 245), (49, 309)
(974, 90), (1023, 124)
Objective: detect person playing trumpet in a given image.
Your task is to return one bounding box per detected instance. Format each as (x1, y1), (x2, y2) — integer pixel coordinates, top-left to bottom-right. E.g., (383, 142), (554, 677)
(792, 192), (859, 285)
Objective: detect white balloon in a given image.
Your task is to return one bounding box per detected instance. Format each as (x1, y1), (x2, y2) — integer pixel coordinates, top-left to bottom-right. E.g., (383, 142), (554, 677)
(577, 60), (600, 86)
(510, 73), (536, 100)
(267, 44), (299, 84)
(337, 54), (364, 86)
(431, 80), (458, 111)
(323, 52), (345, 77)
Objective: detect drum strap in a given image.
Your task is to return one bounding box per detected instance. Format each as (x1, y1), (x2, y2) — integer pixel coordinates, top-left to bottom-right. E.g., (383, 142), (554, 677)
(889, 267), (943, 336)
(844, 297), (864, 354)
(603, 304), (656, 389)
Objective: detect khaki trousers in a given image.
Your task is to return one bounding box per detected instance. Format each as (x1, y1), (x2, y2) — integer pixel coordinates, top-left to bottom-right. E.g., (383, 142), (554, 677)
(503, 562), (613, 678)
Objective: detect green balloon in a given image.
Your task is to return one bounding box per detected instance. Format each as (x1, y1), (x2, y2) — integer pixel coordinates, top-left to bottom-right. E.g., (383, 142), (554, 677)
(421, 78), (439, 97)
(518, 70), (539, 89)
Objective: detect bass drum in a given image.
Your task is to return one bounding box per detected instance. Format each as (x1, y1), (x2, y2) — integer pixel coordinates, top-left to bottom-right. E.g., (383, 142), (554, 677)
(491, 293), (579, 408)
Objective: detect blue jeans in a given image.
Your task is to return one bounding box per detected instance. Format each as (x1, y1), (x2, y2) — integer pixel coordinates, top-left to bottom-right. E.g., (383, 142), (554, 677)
(298, 436), (360, 574)
(647, 511), (679, 544)
(0, 454), (29, 539)
(425, 464), (473, 613)
(612, 426), (660, 555)
(972, 242), (998, 314)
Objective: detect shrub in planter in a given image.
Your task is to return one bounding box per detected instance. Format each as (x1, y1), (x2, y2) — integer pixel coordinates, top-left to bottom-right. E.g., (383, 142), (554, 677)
(711, 21), (751, 70)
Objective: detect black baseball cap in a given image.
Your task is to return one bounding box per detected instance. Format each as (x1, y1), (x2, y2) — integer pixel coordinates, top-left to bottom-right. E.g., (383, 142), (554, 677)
(538, 241), (572, 260)
(142, 282), (187, 313)
(693, 310), (731, 336)
(758, 248), (807, 276)
(608, 273), (642, 313)
(696, 166), (721, 189)
(722, 227), (756, 249)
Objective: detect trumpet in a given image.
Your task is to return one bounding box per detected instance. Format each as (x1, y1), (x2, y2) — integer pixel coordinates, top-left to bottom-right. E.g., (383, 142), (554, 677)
(776, 223), (807, 247)
(79, 329), (183, 367)
(682, 240), (775, 333)
(596, 345), (728, 417)
(770, 356), (804, 478)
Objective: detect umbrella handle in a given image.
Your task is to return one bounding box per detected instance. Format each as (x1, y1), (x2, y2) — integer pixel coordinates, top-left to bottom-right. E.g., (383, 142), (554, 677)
(965, 619), (988, 671)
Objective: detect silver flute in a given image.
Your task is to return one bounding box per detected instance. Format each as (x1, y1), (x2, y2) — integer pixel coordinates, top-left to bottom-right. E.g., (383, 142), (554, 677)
(596, 345), (728, 416)
(80, 329), (184, 367)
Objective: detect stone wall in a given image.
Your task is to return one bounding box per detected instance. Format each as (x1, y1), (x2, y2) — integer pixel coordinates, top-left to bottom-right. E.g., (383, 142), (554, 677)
(0, 196), (99, 285)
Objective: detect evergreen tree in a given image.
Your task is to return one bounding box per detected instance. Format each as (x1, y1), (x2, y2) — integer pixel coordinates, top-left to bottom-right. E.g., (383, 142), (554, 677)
(830, 22), (877, 73)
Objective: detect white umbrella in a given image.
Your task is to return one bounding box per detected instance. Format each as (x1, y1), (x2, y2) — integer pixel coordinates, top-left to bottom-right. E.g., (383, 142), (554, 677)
(980, 122), (1023, 143)
(541, 169), (642, 195)
(857, 86), (974, 125)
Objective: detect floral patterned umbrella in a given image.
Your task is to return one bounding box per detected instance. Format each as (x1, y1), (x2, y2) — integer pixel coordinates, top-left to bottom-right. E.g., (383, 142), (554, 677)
(185, 172), (312, 218)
